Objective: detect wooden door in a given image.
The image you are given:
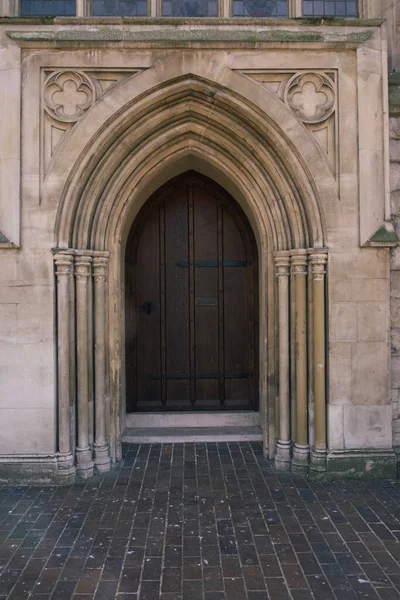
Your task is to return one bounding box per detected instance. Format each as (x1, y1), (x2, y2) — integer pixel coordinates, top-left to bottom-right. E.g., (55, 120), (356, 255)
(125, 172), (258, 412)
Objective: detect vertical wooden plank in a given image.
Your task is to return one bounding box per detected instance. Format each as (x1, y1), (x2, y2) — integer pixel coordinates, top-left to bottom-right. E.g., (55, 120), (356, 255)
(217, 200), (225, 405)
(223, 207), (248, 407)
(246, 230), (255, 409)
(193, 183), (218, 406)
(188, 184), (196, 407)
(135, 211), (161, 408)
(159, 202), (167, 405)
(165, 186), (190, 406)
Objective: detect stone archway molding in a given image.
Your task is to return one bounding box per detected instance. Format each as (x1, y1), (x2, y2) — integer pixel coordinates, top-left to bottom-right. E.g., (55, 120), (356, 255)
(49, 57), (336, 481)
(46, 54), (340, 250)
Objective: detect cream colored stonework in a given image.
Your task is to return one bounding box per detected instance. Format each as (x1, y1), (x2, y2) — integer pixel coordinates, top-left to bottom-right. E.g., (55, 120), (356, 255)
(0, 7), (398, 481)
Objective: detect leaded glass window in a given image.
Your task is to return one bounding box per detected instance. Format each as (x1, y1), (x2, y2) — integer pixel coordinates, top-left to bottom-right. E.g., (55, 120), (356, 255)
(21, 0), (75, 15)
(93, 0), (147, 15)
(303, 0), (357, 16)
(162, 0), (217, 16)
(233, 0), (287, 17)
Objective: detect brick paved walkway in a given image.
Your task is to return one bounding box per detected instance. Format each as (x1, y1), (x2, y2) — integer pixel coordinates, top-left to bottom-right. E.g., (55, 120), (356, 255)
(1, 443), (400, 600)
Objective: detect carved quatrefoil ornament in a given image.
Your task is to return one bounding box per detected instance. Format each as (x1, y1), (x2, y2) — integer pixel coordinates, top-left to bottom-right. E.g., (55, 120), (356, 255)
(284, 72), (335, 124)
(44, 70), (96, 123)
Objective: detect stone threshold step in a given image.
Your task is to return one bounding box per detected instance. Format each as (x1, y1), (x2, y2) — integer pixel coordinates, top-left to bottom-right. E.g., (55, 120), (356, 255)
(122, 426), (263, 443)
(125, 411), (259, 428)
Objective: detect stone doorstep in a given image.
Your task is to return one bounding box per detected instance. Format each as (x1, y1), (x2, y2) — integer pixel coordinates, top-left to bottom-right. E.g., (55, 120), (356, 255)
(125, 411), (260, 428)
(123, 426), (263, 443)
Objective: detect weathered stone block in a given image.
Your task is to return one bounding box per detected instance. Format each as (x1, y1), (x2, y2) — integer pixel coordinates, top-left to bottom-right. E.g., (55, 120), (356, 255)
(327, 404), (344, 450)
(351, 343), (389, 405)
(357, 302), (388, 342)
(324, 449), (397, 480)
(0, 303), (17, 344)
(330, 302), (357, 342)
(344, 405), (392, 449)
(329, 342), (352, 405)
(391, 327), (400, 354)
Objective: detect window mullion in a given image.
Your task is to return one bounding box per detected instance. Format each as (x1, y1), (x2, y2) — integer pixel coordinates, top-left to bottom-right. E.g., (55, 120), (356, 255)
(288, 0), (303, 16)
(221, 0), (230, 17)
(76, 0), (90, 16)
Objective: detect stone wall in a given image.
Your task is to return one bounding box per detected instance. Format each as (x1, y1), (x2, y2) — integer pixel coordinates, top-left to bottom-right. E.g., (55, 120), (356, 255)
(390, 73), (400, 450)
(0, 18), (397, 482)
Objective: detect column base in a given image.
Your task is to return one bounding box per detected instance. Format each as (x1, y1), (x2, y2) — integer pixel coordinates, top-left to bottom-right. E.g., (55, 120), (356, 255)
(94, 442), (111, 473)
(292, 443), (309, 474)
(309, 447), (327, 476)
(274, 440), (291, 470)
(57, 452), (76, 484)
(76, 446), (94, 479)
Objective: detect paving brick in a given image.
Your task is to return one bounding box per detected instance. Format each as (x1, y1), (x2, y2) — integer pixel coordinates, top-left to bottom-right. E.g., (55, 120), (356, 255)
(1, 443), (400, 600)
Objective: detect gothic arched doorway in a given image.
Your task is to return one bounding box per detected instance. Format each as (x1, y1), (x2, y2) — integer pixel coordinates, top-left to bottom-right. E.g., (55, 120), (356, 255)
(125, 171), (259, 413)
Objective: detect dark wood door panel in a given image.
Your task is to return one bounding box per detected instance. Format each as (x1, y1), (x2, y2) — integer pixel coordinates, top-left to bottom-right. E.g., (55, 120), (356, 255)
(125, 172), (258, 412)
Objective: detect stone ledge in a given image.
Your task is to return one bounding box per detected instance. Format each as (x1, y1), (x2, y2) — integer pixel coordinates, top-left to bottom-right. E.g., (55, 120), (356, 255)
(6, 27), (374, 48)
(0, 230), (19, 249)
(363, 222), (399, 248)
(320, 449), (397, 480)
(0, 242), (19, 249)
(0, 16), (385, 26)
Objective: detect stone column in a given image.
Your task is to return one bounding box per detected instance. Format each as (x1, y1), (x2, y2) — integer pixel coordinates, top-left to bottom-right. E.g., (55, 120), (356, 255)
(92, 253), (111, 473)
(310, 252), (328, 472)
(54, 252), (75, 483)
(274, 253), (291, 469)
(291, 251), (309, 473)
(75, 253), (94, 479)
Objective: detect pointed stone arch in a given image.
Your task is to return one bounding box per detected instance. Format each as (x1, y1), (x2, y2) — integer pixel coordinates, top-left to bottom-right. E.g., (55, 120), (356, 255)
(49, 59), (336, 481)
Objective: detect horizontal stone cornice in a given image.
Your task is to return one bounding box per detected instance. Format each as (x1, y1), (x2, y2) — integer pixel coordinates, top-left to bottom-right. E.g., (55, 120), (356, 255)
(1, 16), (385, 25)
(6, 23), (375, 48)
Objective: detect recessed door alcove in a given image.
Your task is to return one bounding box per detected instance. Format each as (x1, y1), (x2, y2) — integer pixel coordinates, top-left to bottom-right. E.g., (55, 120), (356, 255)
(50, 66), (332, 477)
(125, 172), (259, 413)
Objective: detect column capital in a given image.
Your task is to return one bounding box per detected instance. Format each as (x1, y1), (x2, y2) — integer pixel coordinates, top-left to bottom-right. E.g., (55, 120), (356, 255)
(291, 251), (308, 274)
(75, 254), (92, 278)
(275, 255), (291, 275)
(92, 255), (109, 281)
(309, 251), (328, 264)
(91, 250), (110, 258)
(53, 252), (74, 275)
(309, 251), (328, 280)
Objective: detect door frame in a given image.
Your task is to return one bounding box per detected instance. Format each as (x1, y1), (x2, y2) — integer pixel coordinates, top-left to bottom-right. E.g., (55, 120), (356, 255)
(115, 158), (273, 459)
(124, 171), (260, 414)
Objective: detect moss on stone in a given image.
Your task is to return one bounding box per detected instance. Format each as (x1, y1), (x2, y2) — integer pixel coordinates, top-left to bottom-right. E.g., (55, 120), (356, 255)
(0, 15), (56, 23)
(389, 73), (400, 115)
(319, 451), (398, 481)
(369, 225), (399, 245)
